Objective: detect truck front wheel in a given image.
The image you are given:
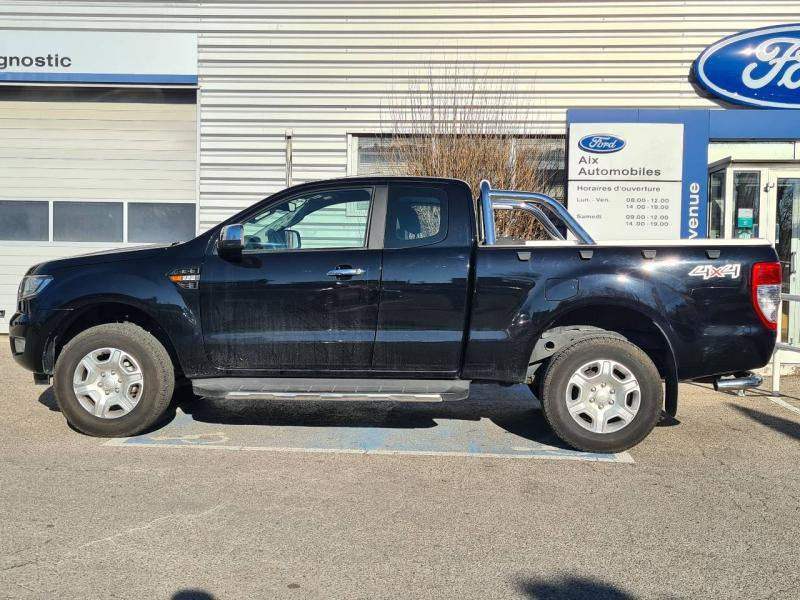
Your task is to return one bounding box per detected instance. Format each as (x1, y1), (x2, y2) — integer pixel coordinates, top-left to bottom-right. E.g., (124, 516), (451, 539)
(53, 323), (175, 437)
(540, 336), (662, 453)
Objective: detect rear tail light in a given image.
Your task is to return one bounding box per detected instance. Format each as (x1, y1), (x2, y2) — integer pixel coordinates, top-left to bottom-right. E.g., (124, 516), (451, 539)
(751, 262), (781, 331)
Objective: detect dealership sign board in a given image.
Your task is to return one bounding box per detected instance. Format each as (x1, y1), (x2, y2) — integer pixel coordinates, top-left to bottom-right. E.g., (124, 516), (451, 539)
(694, 24), (800, 109)
(567, 123), (685, 240)
(0, 31), (197, 84)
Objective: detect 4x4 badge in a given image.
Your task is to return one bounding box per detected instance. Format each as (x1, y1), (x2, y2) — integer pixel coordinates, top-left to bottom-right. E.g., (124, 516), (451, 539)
(688, 264), (741, 280)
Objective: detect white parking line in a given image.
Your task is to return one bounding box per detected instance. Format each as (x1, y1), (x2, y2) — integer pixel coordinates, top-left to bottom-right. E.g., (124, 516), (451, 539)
(769, 396), (800, 417)
(103, 438), (634, 462)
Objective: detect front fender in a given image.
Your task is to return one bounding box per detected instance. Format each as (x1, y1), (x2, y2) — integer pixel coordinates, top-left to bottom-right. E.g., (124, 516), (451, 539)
(30, 262), (206, 378)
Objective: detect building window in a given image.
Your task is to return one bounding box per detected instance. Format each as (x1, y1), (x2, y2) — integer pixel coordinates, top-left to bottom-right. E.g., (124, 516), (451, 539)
(0, 200), (48, 241)
(356, 136), (401, 177)
(513, 137), (566, 201)
(54, 201), (123, 242)
(708, 170), (725, 238)
(129, 203), (196, 243)
(353, 134), (566, 201)
(733, 171), (760, 239)
(0, 199), (197, 244)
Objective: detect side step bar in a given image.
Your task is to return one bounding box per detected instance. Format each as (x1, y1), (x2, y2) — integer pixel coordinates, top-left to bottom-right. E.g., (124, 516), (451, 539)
(191, 378), (471, 402)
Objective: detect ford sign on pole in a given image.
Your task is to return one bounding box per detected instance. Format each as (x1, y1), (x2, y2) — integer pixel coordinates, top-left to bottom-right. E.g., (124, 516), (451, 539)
(694, 24), (800, 109)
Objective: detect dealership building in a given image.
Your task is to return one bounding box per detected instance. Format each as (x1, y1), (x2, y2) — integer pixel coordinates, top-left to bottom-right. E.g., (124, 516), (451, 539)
(2, 1), (800, 351)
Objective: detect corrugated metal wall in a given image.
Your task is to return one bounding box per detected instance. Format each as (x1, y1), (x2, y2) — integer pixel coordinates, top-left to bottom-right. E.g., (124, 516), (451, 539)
(0, 90), (196, 203)
(2, 1), (800, 230)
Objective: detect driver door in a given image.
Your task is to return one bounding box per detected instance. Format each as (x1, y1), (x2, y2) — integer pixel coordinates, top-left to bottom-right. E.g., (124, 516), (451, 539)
(200, 184), (384, 373)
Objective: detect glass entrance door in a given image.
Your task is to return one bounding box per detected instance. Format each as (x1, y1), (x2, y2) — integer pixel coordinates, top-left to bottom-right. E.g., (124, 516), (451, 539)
(706, 161), (800, 359)
(771, 172), (800, 344)
(734, 171), (761, 239)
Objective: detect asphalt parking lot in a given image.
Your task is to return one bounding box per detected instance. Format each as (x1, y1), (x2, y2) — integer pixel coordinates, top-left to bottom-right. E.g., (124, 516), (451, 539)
(1, 347), (799, 600)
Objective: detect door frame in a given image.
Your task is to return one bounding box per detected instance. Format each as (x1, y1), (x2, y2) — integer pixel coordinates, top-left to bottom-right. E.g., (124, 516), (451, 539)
(708, 159), (800, 362)
(767, 170), (800, 350)
(707, 158), (800, 240)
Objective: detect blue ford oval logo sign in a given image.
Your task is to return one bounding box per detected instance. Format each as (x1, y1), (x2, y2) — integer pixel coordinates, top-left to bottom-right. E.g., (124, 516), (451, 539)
(578, 134), (626, 154)
(694, 24), (800, 109)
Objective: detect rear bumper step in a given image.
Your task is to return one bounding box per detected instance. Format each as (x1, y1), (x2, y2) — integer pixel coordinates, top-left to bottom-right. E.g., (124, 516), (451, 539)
(191, 377), (471, 402)
(713, 372), (762, 392)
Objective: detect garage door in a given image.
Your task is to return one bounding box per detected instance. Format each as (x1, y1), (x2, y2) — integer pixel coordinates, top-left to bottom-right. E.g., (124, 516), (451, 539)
(0, 87), (197, 333)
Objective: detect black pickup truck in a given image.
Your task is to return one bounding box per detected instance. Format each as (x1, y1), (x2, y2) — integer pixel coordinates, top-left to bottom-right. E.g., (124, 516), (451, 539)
(9, 177), (780, 452)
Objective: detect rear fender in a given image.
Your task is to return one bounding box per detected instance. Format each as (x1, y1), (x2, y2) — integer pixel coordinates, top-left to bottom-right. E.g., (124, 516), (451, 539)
(520, 279), (681, 369)
(527, 322), (680, 415)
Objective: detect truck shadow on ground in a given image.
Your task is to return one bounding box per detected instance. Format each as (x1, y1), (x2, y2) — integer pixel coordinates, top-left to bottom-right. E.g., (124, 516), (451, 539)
(37, 384), (573, 447)
(517, 575), (637, 599)
(729, 403), (800, 440)
(167, 577), (636, 600)
(178, 390), (573, 449)
(171, 591), (216, 600)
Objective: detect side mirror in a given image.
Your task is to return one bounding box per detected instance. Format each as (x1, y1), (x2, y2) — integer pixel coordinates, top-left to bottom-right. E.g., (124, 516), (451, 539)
(284, 229), (301, 249)
(218, 224), (244, 254)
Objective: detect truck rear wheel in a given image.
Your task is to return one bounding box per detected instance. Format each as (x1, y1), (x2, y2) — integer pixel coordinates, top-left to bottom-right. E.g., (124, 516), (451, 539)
(53, 323), (174, 437)
(540, 336), (662, 453)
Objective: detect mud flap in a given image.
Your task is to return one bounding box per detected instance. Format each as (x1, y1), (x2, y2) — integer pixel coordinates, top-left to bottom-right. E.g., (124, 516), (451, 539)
(664, 373), (678, 417)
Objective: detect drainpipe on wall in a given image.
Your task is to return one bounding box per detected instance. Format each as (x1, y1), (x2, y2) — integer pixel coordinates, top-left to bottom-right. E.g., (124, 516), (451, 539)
(285, 129), (293, 188)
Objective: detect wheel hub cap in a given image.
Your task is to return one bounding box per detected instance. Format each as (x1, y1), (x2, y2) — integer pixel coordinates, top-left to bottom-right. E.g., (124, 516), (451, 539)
(72, 347), (144, 419)
(565, 359), (641, 434)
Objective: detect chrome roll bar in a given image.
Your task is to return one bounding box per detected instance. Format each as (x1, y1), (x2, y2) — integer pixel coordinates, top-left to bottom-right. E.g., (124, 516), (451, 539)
(492, 201), (565, 241)
(479, 179), (595, 245)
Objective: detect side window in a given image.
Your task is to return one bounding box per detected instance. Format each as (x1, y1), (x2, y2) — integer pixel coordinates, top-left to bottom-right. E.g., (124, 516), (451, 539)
(385, 185), (448, 249)
(242, 187), (372, 251)
(0, 200), (48, 241)
(54, 201), (123, 242)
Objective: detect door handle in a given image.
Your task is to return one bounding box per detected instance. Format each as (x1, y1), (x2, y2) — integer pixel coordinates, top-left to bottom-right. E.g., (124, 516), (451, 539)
(326, 267), (366, 278)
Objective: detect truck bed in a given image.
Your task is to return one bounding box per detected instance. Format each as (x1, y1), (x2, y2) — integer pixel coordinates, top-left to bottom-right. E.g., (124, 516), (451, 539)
(463, 242), (777, 382)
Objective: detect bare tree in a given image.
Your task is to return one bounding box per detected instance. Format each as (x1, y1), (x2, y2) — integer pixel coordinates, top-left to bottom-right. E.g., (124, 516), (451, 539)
(377, 65), (563, 240)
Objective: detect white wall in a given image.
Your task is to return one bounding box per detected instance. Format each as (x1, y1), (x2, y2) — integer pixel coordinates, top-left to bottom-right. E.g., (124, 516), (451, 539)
(0, 89), (197, 332)
(2, 1), (800, 230)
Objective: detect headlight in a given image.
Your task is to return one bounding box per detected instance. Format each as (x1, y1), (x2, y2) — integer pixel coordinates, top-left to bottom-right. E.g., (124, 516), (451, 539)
(18, 275), (53, 300)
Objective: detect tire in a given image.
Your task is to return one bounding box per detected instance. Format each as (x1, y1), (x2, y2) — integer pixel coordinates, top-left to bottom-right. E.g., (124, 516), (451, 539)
(540, 336), (662, 453)
(53, 323), (175, 437)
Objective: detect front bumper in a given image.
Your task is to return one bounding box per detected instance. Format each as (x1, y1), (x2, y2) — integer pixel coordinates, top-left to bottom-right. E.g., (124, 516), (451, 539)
(9, 309), (72, 376)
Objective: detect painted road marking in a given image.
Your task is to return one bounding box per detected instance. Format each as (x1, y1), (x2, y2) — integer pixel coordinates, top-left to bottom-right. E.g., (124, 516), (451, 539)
(104, 437), (633, 463)
(769, 396), (800, 417)
(104, 397), (634, 464)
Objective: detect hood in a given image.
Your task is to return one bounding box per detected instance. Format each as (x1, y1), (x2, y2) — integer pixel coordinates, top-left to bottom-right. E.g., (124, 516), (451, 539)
(27, 243), (176, 275)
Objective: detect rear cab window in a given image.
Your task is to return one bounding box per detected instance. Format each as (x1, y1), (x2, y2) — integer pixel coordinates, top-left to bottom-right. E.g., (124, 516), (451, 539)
(385, 184), (449, 248)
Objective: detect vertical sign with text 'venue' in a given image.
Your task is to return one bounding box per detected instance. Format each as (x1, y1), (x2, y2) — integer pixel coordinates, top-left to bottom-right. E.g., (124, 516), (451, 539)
(567, 123), (684, 241)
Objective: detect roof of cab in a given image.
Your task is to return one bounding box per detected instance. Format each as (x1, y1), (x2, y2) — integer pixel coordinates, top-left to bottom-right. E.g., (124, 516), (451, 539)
(275, 176), (472, 194)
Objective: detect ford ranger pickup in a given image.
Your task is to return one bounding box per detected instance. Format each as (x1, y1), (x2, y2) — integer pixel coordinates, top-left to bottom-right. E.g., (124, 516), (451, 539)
(9, 177), (780, 452)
